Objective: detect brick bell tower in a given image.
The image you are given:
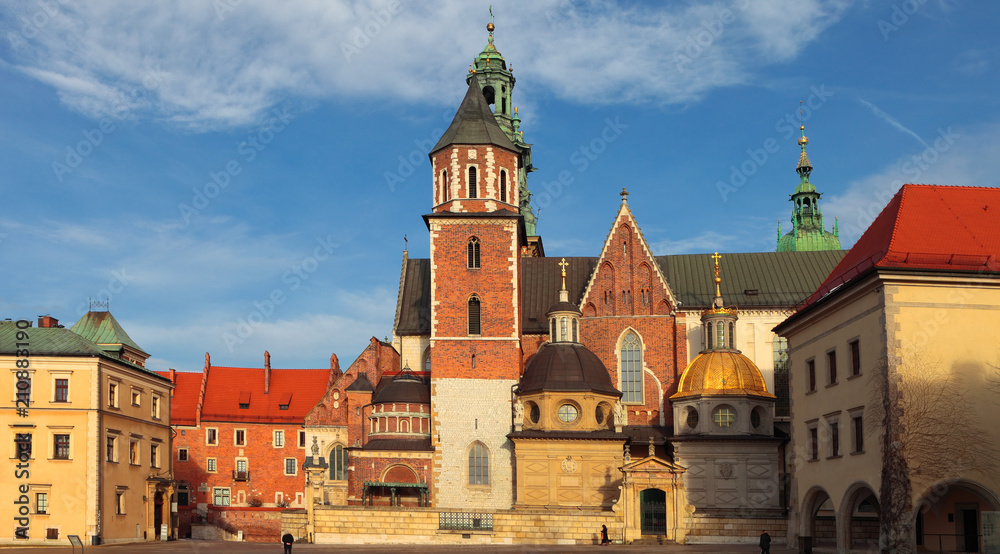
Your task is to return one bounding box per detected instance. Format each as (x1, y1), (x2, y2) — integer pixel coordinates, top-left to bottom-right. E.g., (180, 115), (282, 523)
(424, 61), (528, 507)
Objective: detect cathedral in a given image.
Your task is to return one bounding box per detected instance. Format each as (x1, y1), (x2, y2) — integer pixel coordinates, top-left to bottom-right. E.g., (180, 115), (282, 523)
(294, 20), (848, 545)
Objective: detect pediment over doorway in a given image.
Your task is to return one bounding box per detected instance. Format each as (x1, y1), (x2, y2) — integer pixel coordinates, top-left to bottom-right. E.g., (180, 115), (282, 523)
(622, 455), (686, 475)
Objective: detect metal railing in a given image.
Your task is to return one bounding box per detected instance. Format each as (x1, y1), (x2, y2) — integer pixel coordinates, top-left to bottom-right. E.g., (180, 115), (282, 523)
(438, 512), (493, 531)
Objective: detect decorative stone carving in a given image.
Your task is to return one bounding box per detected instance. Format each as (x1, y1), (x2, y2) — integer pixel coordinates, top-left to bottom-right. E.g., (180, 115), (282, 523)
(719, 462), (734, 479)
(614, 400), (625, 427)
(311, 436), (320, 457)
(513, 400), (524, 429)
(560, 456), (578, 474)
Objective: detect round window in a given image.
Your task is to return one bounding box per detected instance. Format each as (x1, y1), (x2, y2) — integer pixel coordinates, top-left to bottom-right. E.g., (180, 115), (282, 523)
(557, 404), (579, 423)
(528, 402), (540, 424)
(751, 407), (762, 428)
(686, 407), (699, 429)
(712, 406), (735, 428)
(595, 404), (605, 425)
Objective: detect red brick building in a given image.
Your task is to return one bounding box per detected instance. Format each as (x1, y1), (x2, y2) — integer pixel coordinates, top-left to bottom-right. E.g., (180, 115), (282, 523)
(158, 351), (334, 537)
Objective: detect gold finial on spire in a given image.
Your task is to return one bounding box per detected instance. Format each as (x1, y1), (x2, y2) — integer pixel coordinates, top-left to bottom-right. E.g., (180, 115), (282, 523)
(558, 258), (568, 290)
(712, 252), (723, 299)
(620, 187), (629, 201)
(798, 100), (808, 146)
(487, 6), (495, 34)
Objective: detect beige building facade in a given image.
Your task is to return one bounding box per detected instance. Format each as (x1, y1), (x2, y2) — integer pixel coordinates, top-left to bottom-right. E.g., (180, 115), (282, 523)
(777, 184), (1000, 553)
(1, 312), (173, 546)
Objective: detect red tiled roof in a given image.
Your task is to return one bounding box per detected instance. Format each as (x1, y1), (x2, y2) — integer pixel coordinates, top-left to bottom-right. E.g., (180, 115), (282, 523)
(200, 366), (330, 423)
(804, 184), (1000, 306)
(155, 370), (202, 426)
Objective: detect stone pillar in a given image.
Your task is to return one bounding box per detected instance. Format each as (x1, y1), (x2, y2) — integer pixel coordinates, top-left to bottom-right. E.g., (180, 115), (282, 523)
(302, 445), (328, 544)
(163, 485), (175, 540)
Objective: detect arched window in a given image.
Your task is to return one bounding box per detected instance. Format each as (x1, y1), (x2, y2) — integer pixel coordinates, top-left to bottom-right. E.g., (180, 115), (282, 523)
(572, 319), (578, 342)
(499, 170), (507, 203)
(729, 322), (735, 349)
(467, 237), (481, 269)
(468, 442), (489, 485)
(560, 317), (568, 341)
(707, 322), (714, 349)
(620, 332), (643, 403)
(550, 318), (555, 339)
(330, 445), (348, 480)
(717, 323), (725, 350)
(441, 169), (449, 202)
(468, 296), (481, 335)
(423, 347), (431, 371)
(399, 419), (410, 433)
(468, 166), (477, 198)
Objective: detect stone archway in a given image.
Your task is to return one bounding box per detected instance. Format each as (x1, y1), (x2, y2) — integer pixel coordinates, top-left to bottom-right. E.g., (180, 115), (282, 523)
(802, 487), (835, 548)
(639, 488), (666, 535)
(840, 482), (879, 551)
(914, 479), (1000, 552)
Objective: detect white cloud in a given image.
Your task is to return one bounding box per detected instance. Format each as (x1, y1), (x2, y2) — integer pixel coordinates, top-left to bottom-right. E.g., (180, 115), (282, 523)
(650, 231), (737, 255)
(1, 0), (851, 130)
(823, 123), (1000, 247)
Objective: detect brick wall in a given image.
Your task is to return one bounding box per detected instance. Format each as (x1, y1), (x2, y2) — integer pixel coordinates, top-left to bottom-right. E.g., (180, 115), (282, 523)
(174, 421), (306, 508)
(206, 506), (286, 542)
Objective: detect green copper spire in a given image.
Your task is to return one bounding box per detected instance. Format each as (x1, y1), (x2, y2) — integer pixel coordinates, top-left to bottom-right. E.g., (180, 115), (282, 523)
(466, 16), (537, 235)
(777, 116), (841, 252)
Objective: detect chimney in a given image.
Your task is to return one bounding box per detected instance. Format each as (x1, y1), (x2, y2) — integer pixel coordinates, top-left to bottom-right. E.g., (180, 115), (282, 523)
(37, 315), (60, 328)
(328, 353), (342, 389)
(264, 350), (271, 394)
(168, 368), (176, 396)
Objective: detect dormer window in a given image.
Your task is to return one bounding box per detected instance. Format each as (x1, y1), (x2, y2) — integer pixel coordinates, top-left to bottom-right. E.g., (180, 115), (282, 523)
(238, 391), (250, 410)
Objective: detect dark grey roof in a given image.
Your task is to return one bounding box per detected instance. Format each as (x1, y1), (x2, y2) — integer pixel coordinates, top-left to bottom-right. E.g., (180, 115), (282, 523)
(521, 257), (597, 335)
(372, 371), (430, 404)
(345, 372), (375, 392)
(509, 429), (629, 441)
(394, 258), (430, 335)
(519, 343), (621, 396)
(658, 250), (847, 310)
(430, 74), (517, 154)
(394, 250), (847, 337)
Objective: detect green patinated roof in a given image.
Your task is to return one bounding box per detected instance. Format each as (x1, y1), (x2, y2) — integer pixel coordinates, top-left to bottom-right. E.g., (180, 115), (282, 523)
(71, 310), (147, 355)
(0, 320), (168, 381)
(431, 74), (517, 154)
(777, 229), (842, 252)
(0, 322), (106, 357)
(794, 176), (818, 195)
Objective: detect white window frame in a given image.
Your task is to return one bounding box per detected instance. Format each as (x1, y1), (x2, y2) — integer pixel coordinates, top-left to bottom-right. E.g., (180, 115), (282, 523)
(50, 371), (72, 403)
(151, 395), (161, 419)
(206, 457), (217, 473)
(213, 487), (230, 507)
(106, 433), (119, 463)
(150, 441), (161, 468)
(177, 447), (189, 462)
(298, 430), (306, 449)
(205, 427), (218, 446)
(284, 457), (298, 476)
(273, 430), (285, 448)
(130, 387), (142, 407)
(128, 437), (140, 466)
(234, 428), (246, 447)
(107, 380), (120, 408)
(49, 428), (72, 461)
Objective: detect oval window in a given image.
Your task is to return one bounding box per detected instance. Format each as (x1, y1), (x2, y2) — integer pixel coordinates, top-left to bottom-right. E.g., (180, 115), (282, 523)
(686, 408), (699, 429)
(528, 402), (540, 424)
(557, 404), (579, 423)
(751, 407), (762, 429)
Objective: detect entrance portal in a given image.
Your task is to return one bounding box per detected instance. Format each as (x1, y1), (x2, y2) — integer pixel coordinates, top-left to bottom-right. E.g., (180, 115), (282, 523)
(640, 488), (666, 535)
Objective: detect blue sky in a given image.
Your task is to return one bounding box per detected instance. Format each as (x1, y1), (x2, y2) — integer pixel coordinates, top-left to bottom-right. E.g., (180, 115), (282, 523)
(1, 1), (997, 372)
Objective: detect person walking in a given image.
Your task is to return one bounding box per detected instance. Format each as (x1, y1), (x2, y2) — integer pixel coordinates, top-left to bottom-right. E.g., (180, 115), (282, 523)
(759, 529), (771, 554)
(282, 532), (294, 554)
(600, 524), (610, 546)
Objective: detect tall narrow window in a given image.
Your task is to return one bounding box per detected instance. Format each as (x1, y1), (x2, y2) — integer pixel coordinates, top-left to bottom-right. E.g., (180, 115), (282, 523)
(53, 434), (70, 459)
(707, 322), (714, 349)
(499, 169), (507, 203)
(467, 237), (481, 269)
(828, 350), (838, 384)
(469, 442), (489, 485)
(572, 319), (578, 342)
(468, 296), (481, 335)
(850, 339), (861, 376)
(620, 332), (643, 403)
(441, 169), (449, 202)
(560, 317), (568, 341)
(330, 445), (348, 480)
(853, 414), (864, 453)
(728, 322), (735, 349)
(807, 359), (816, 392)
(55, 379), (69, 402)
(809, 427), (819, 460)
(468, 166), (477, 198)
(717, 323), (725, 351)
(830, 421), (840, 457)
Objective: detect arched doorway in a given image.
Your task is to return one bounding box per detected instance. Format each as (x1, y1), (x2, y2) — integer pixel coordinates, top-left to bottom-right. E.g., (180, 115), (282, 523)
(639, 488), (666, 535)
(153, 491), (163, 531)
(915, 480), (1000, 552)
(803, 487), (836, 548)
(841, 484), (879, 551)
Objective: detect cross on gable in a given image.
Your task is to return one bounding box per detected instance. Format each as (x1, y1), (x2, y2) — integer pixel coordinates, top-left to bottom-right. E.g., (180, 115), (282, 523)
(712, 252), (722, 265)
(620, 187), (629, 200)
(558, 258), (569, 289)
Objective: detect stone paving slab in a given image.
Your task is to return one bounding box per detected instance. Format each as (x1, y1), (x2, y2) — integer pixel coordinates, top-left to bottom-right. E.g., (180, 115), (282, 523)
(0, 539), (803, 553)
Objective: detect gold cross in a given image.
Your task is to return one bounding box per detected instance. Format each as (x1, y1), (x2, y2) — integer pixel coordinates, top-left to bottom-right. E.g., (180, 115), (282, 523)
(558, 258), (568, 290)
(712, 252), (722, 266)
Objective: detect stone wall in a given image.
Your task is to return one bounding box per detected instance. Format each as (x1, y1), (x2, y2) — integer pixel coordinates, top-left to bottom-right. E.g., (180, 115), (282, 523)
(431, 377), (516, 510)
(302, 505), (620, 545)
(684, 514), (787, 544)
(204, 506), (286, 542)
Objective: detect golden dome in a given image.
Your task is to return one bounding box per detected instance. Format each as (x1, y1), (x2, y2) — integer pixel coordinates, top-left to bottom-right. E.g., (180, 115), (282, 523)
(671, 351), (775, 400)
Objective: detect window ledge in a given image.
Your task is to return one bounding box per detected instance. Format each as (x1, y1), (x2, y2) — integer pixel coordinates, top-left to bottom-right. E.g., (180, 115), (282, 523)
(826, 454), (843, 460)
(825, 382), (838, 388)
(847, 373), (863, 381)
(805, 389), (817, 395)
(850, 450), (865, 456)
